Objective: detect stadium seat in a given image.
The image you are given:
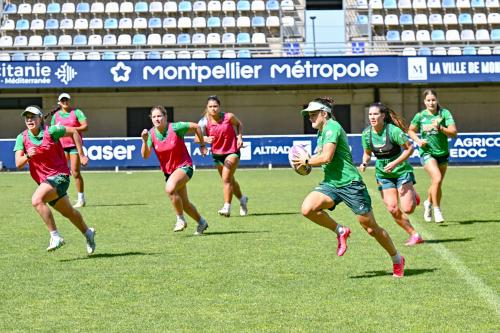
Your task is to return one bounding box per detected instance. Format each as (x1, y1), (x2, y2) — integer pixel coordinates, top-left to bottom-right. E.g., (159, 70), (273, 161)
(60, 18), (74, 30)
(31, 19), (44, 31)
(237, 32), (251, 43)
(3, 3), (16, 14)
(486, 0), (499, 7)
(177, 51), (191, 59)
(427, 0), (442, 7)
(91, 2), (105, 13)
(43, 35), (57, 47)
(47, 3), (61, 14)
(132, 51), (146, 60)
(132, 34), (146, 46)
(73, 35), (88, 46)
(471, 0), (485, 5)
(402, 30), (416, 41)
(147, 33), (162, 45)
(207, 49), (222, 58)
(400, 14), (413, 26)
(150, 1), (163, 12)
(460, 29), (475, 40)
(178, 17), (192, 28)
(356, 0), (369, 7)
(162, 50), (176, 59)
(252, 16), (266, 27)
(179, 1), (193, 11)
(222, 32), (236, 43)
(371, 14), (384, 25)
(456, 0), (471, 7)
(120, 2), (134, 13)
(88, 35), (103, 46)
(399, 0), (413, 8)
(220, 17), (234, 29)
(163, 18), (177, 29)
(192, 50), (207, 59)
(444, 14), (458, 25)
(415, 14), (428, 25)
(281, 0), (295, 9)
(429, 14), (443, 25)
(494, 46), (500, 54)
(488, 13), (500, 24)
(207, 32), (222, 44)
(416, 29), (431, 41)
(237, 0), (252, 10)
(413, 0), (427, 8)
(237, 16), (251, 27)
(432, 46), (447, 55)
(135, 1), (148, 13)
(117, 34), (132, 46)
(0, 53), (10, 61)
(223, 49), (237, 58)
(356, 15), (369, 24)
(446, 29), (460, 40)
(192, 33), (206, 44)
(0, 36), (13, 47)
(476, 29), (490, 40)
(72, 52), (86, 60)
(370, 0), (383, 8)
(266, 16), (280, 27)
(164, 2), (178, 12)
(383, 0), (397, 8)
(207, 17), (221, 28)
(61, 3), (76, 14)
(403, 47), (417, 56)
(252, 32), (266, 44)
(14, 36), (28, 47)
(119, 18), (133, 30)
(117, 51), (131, 60)
(491, 29), (500, 40)
(103, 34), (117, 46)
(134, 18), (148, 29)
(149, 17), (162, 29)
(16, 19), (29, 31)
(87, 51), (101, 60)
(12, 53), (26, 61)
(477, 46), (491, 55)
(448, 46), (461, 55)
(102, 51), (116, 60)
(89, 18), (103, 30)
(458, 13), (473, 25)
(29, 35), (43, 47)
(385, 14), (398, 25)
(208, 0), (222, 11)
(431, 30), (446, 42)
(42, 52), (56, 61)
(75, 18), (89, 30)
(193, 17), (207, 28)
(418, 47), (432, 56)
(282, 16), (295, 27)
(266, 0), (280, 10)
(177, 33), (191, 44)
(194, 1), (207, 11)
(57, 52), (71, 60)
(252, 0), (266, 11)
(442, 0), (456, 7)
(18, 3), (32, 14)
(473, 13), (487, 25)
(223, 0), (237, 12)
(147, 51), (162, 59)
(32, 3), (47, 14)
(463, 46), (476, 55)
(105, 2), (119, 13)
(105, 18), (118, 30)
(386, 30), (400, 41)
(58, 35), (73, 46)
(1, 19), (15, 31)
(163, 33), (176, 45)
(238, 49), (251, 58)
(76, 2), (90, 13)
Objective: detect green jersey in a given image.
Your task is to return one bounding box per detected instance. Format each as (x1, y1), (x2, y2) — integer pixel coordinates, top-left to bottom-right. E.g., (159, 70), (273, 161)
(147, 122), (190, 147)
(14, 125), (66, 151)
(410, 108), (455, 157)
(362, 123), (413, 179)
(318, 119), (362, 187)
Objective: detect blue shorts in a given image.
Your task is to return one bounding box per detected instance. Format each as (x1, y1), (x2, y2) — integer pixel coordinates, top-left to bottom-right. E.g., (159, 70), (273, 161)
(376, 172), (416, 191)
(420, 153), (449, 166)
(313, 181), (372, 215)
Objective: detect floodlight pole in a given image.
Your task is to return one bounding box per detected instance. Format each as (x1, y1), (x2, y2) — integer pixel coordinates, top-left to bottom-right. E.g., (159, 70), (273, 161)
(310, 16), (317, 57)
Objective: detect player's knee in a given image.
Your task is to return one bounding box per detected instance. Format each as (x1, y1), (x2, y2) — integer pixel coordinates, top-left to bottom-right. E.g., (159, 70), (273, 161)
(386, 204), (400, 217)
(31, 196), (44, 208)
(71, 170), (81, 178)
(301, 204), (314, 218)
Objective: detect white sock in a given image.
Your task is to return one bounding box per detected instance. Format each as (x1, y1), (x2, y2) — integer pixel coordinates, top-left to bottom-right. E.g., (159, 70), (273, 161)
(224, 203), (231, 210)
(176, 215), (185, 222)
(391, 252), (402, 264)
(78, 192), (85, 201)
(50, 230), (61, 238)
(433, 207), (442, 214)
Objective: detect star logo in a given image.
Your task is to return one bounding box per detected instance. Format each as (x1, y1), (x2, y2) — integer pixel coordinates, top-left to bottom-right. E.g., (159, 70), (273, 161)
(110, 62), (131, 82)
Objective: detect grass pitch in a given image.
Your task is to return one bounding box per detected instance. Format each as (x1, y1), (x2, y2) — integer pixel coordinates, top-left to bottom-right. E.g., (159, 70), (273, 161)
(0, 167), (499, 332)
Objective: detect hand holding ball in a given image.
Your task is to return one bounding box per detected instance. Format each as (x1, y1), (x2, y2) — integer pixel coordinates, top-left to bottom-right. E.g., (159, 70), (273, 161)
(288, 145), (312, 176)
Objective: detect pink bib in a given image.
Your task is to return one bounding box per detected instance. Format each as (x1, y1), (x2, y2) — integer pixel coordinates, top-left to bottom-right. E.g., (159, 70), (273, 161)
(205, 113), (238, 155)
(54, 109), (83, 148)
(151, 123), (192, 174)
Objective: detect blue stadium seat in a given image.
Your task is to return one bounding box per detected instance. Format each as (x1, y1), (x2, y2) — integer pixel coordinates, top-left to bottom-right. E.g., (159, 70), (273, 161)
(400, 14), (413, 25)
(47, 2), (61, 14)
(16, 19), (29, 30)
(471, 0), (485, 5)
(56, 52), (71, 60)
(237, 49), (251, 58)
(73, 35), (87, 46)
(356, 15), (369, 24)
(105, 18), (118, 30)
(76, 2), (90, 13)
(431, 30), (445, 41)
(149, 17), (162, 29)
(3, 3), (17, 14)
(386, 30), (400, 41)
(384, 0), (398, 8)
(147, 51), (161, 60)
(252, 16), (265, 27)
(442, 0), (456, 7)
(266, 0), (280, 10)
(178, 1), (192, 11)
(236, 32), (251, 43)
(177, 33), (191, 44)
(207, 50), (221, 58)
(46, 19), (59, 30)
(491, 29), (500, 41)
(135, 1), (148, 12)
(43, 35), (57, 46)
(458, 13), (472, 24)
(102, 51), (116, 60)
(12, 53), (26, 61)
(463, 46), (476, 55)
(207, 17), (221, 27)
(132, 34), (147, 45)
(418, 47), (432, 55)
(237, 0), (251, 10)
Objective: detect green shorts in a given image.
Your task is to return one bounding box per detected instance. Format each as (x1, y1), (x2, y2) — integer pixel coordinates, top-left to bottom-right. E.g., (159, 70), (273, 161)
(63, 147), (78, 155)
(376, 172), (416, 191)
(212, 151), (240, 166)
(164, 166), (193, 182)
(314, 180), (372, 215)
(420, 153), (449, 166)
(44, 174), (70, 206)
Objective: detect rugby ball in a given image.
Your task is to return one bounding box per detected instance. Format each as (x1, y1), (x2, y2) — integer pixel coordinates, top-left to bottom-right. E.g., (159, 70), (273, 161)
(288, 145), (312, 176)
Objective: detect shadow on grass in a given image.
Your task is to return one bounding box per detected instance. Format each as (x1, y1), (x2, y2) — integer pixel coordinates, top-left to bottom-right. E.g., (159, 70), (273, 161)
(449, 219), (499, 225)
(196, 230), (270, 237)
(350, 268), (437, 279)
(425, 237), (473, 244)
(85, 203), (148, 207)
(59, 251), (157, 262)
(245, 212), (300, 217)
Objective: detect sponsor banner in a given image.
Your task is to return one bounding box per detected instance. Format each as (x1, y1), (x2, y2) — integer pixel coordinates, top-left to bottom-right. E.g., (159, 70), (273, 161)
(0, 56), (499, 88)
(1, 133), (499, 170)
